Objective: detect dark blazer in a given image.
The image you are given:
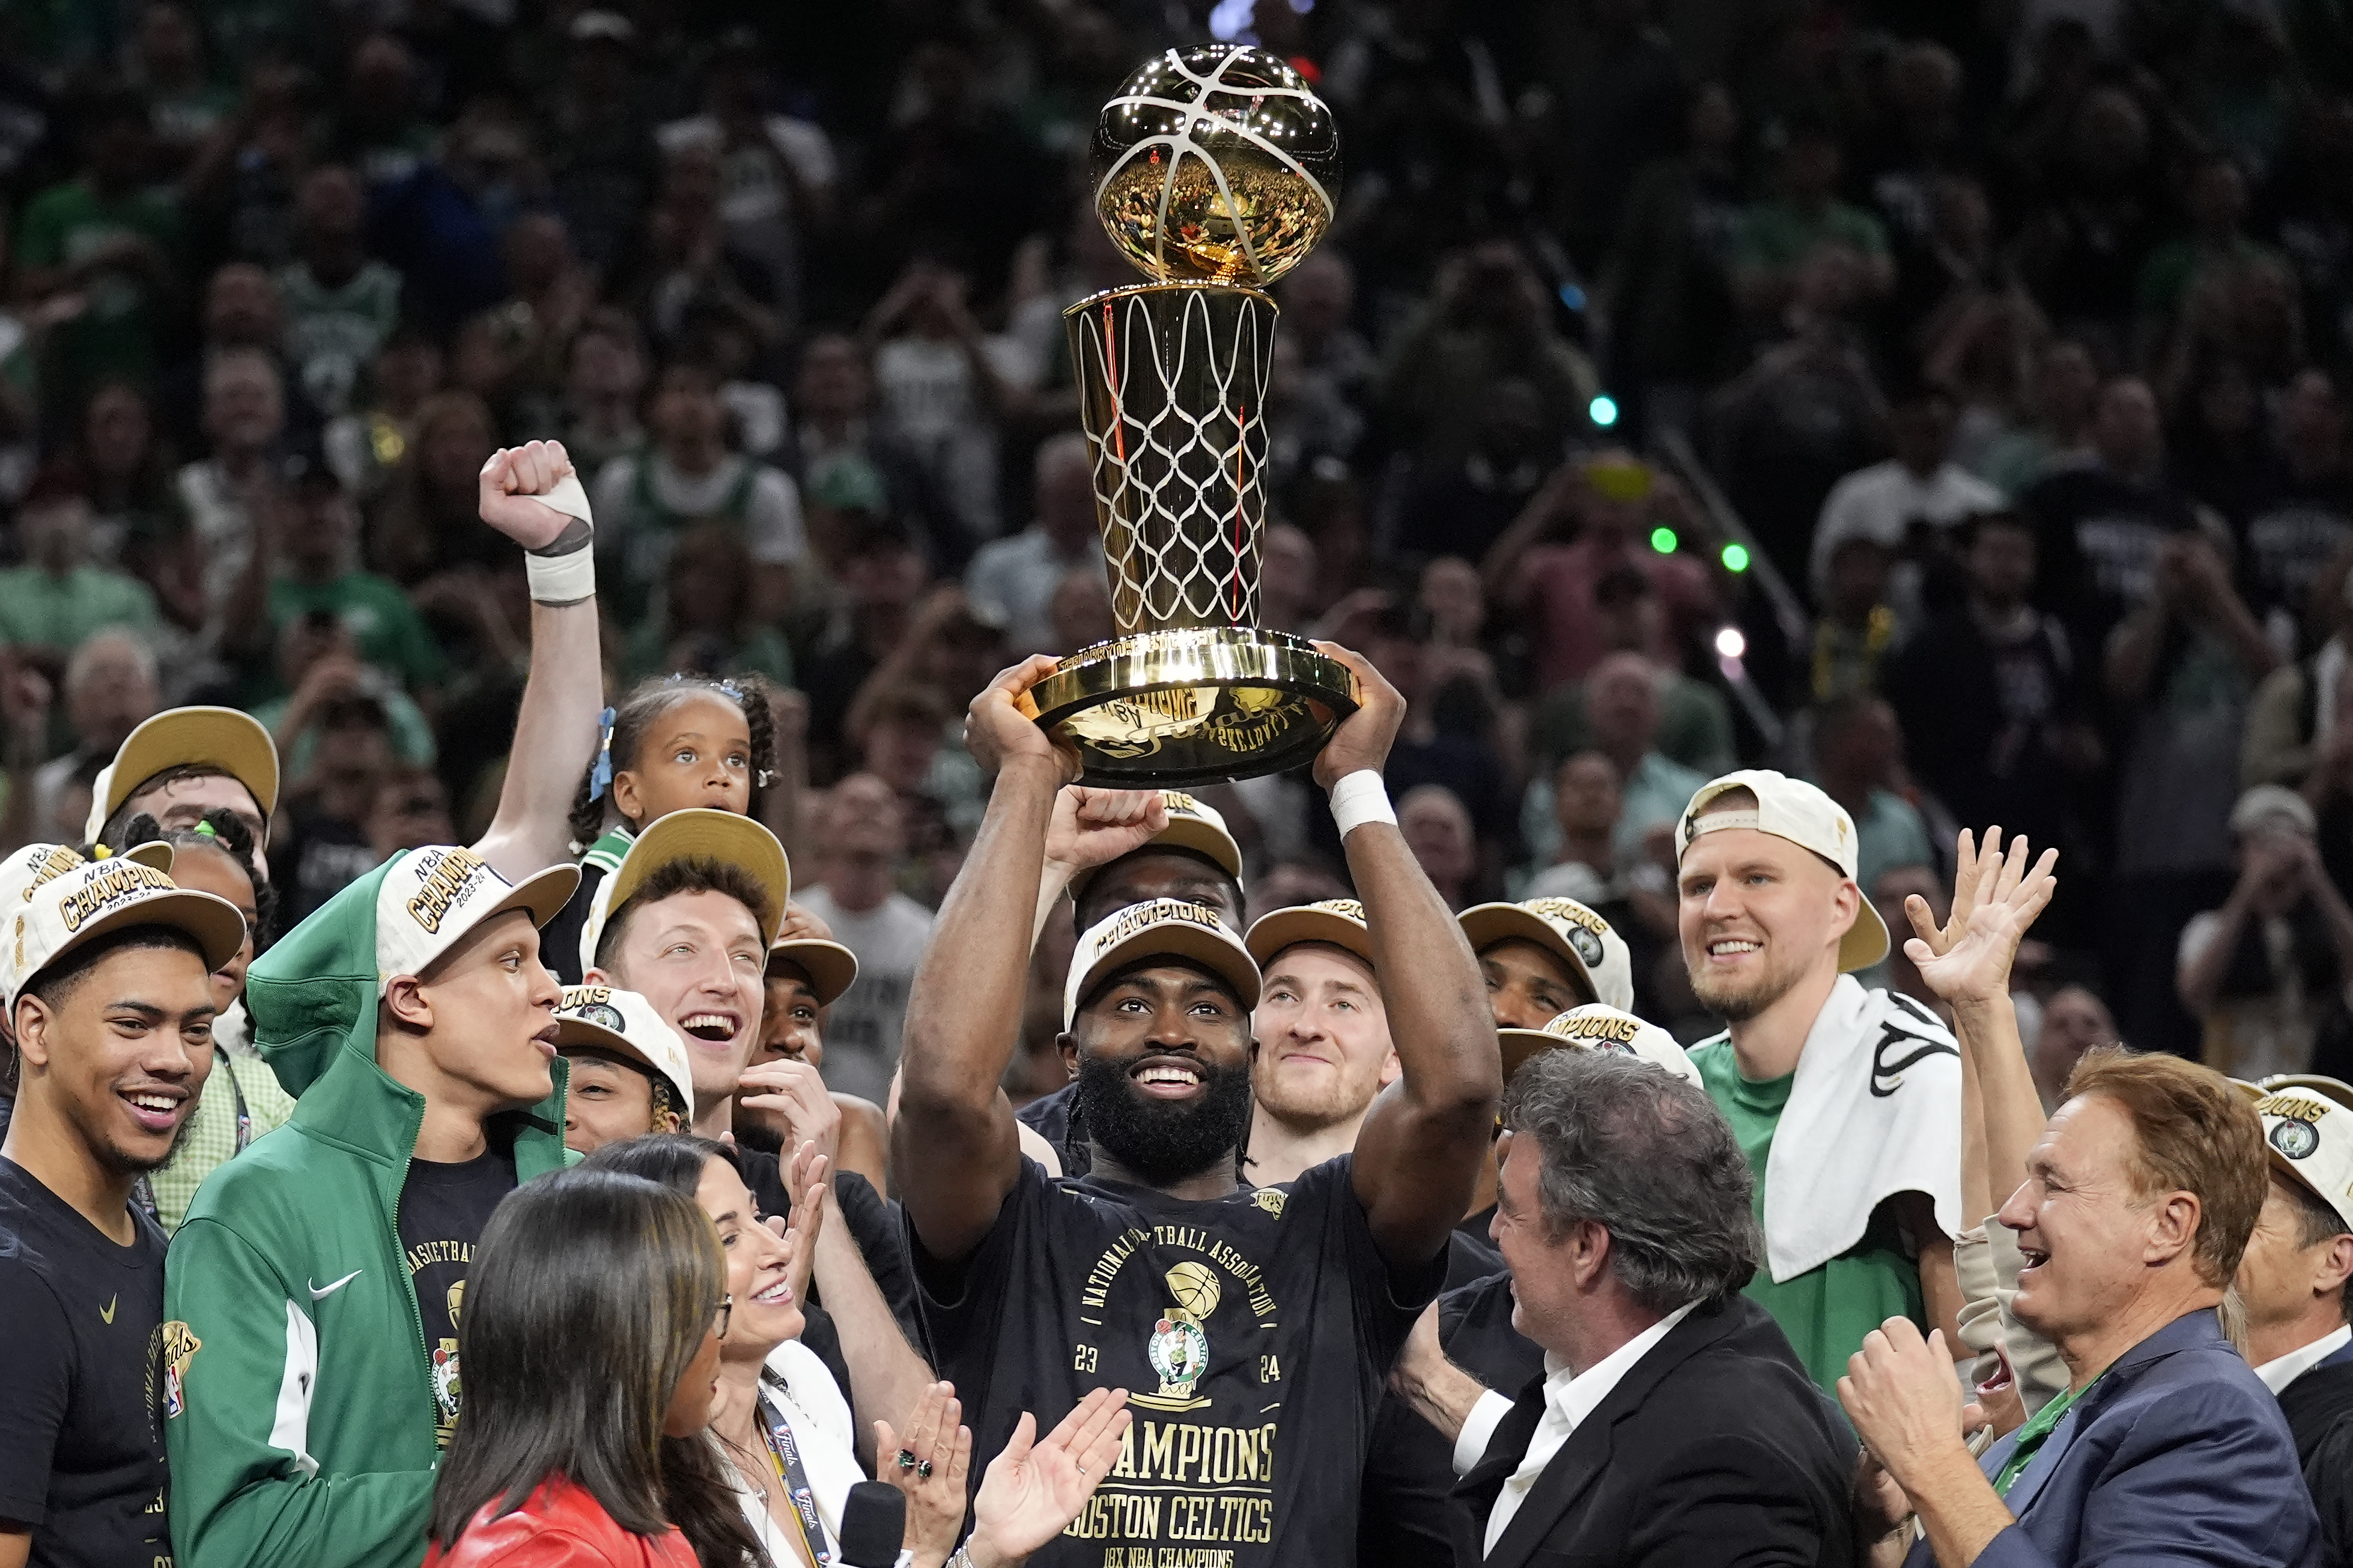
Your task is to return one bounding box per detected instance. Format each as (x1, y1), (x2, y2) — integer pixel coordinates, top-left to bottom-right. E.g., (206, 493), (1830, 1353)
(1453, 1294), (1859, 1568)
(1902, 1310), (2319, 1568)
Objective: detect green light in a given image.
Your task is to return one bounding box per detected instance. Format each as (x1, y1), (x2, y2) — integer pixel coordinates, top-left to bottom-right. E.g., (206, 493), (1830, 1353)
(1650, 527), (1678, 554)
(1721, 542), (1750, 572)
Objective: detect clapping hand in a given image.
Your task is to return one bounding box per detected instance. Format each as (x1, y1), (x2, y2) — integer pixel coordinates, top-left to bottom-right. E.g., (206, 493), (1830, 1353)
(878, 1381), (973, 1568)
(1904, 828), (2057, 1008)
(968, 1387), (1134, 1568)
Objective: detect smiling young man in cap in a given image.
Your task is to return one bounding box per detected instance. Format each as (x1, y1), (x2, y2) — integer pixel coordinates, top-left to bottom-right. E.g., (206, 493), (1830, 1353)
(553, 982), (695, 1154)
(897, 646), (1499, 1568)
(0, 844), (245, 1568)
(1243, 897), (1398, 1187)
(1459, 895), (1635, 1028)
(1675, 768), (1964, 1394)
(735, 922), (885, 1189)
(578, 805), (789, 1138)
(161, 844), (576, 1568)
(1016, 789), (1249, 1172)
(2236, 1074), (2353, 1559)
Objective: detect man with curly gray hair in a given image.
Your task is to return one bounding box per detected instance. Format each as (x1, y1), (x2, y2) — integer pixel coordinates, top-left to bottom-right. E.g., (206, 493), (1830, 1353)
(1441, 1047), (1862, 1568)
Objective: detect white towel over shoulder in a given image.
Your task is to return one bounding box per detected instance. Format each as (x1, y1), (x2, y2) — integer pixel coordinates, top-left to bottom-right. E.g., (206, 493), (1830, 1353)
(1761, 975), (1963, 1283)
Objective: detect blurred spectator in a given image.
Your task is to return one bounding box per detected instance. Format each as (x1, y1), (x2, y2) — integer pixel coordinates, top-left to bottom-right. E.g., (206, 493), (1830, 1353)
(1600, 79), (1744, 441)
(1362, 599), (1508, 856)
(269, 674), (401, 921)
(2178, 786), (2353, 1080)
(2135, 154), (2277, 367)
(625, 522), (795, 688)
(2030, 982), (2118, 1112)
(1262, 524), (1321, 637)
(1048, 565), (1116, 656)
(546, 309), (648, 477)
(1275, 251), (1375, 429)
(56, 381), (177, 569)
(1807, 385), (2001, 613)
(2243, 369), (2353, 648)
(593, 362), (804, 625)
(2018, 375), (2203, 655)
(0, 629), (158, 853)
(278, 167), (402, 420)
(2011, 85), (2165, 346)
(368, 389), (501, 585)
(1392, 374), (1550, 565)
(801, 518), (927, 774)
(171, 348), (287, 625)
(223, 466), (446, 703)
(1730, 121), (1893, 324)
(1884, 511), (2095, 871)
(368, 98), (543, 333)
(327, 33), (434, 187)
(253, 612), (435, 773)
(129, 3), (234, 175)
(789, 332), (943, 556)
(1397, 782), (1477, 911)
(365, 763), (455, 865)
(1810, 695), (1936, 898)
(1707, 244), (1892, 583)
(2106, 528), (2282, 1058)
(862, 262), (1016, 565)
(539, 13), (660, 270)
(156, 261), (317, 455)
(1809, 537), (1900, 703)
(655, 35), (839, 333)
(965, 432), (1100, 654)
(1378, 240), (1597, 473)
(12, 89), (181, 419)
(1975, 337), (2099, 497)
(1524, 563), (1735, 777)
(1523, 650), (1706, 873)
(0, 483), (158, 654)
(323, 320), (443, 499)
(1523, 751), (1627, 903)
(1483, 453), (1717, 692)
(794, 773), (934, 1104)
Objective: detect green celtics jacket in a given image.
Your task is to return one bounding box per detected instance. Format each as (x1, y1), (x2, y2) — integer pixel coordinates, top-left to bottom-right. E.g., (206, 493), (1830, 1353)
(162, 857), (571, 1568)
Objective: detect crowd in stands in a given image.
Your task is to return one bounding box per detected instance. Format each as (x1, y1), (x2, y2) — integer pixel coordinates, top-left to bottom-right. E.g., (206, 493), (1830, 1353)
(5, 1), (2353, 1566)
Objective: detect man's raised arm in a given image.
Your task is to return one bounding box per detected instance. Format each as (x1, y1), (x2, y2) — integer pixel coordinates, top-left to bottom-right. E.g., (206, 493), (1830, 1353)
(1326, 644), (1502, 1268)
(468, 440), (605, 881)
(894, 655), (1084, 1264)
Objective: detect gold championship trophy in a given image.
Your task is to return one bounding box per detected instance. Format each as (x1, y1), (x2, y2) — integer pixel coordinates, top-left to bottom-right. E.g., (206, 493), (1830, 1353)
(1018, 45), (1358, 786)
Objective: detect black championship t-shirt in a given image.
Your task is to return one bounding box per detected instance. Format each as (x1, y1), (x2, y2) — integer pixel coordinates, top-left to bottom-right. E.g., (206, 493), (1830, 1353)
(0, 1156), (173, 1568)
(917, 1154), (1440, 1568)
(397, 1145), (517, 1448)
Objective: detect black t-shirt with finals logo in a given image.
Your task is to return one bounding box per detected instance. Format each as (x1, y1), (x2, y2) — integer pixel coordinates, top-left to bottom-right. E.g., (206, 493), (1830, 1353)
(396, 1145), (516, 1448)
(0, 1155), (173, 1568)
(917, 1154), (1439, 1568)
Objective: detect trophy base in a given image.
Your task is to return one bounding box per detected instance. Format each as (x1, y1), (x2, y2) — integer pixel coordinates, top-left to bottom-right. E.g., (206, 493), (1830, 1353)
(1019, 627), (1359, 788)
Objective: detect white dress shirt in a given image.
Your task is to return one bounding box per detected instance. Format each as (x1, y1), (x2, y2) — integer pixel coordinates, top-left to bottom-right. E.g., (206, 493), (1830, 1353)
(2255, 1322), (2352, 1395)
(1478, 1301), (1699, 1555)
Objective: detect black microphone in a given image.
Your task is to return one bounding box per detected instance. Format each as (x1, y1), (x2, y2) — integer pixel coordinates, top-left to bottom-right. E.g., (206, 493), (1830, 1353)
(838, 1479), (909, 1567)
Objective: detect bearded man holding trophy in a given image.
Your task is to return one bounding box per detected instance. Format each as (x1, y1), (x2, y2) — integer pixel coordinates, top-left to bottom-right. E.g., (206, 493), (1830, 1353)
(901, 44), (1503, 1568)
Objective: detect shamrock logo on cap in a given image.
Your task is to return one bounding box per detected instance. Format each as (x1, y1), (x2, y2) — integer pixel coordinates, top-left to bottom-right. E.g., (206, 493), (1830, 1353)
(2273, 1119), (2321, 1160)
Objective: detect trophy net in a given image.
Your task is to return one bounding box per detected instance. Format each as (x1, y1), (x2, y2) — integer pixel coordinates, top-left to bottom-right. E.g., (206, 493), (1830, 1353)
(1066, 283), (1275, 635)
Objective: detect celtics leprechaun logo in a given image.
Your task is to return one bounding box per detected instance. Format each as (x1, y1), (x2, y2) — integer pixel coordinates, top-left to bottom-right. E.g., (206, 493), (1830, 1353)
(1147, 1262), (1219, 1405)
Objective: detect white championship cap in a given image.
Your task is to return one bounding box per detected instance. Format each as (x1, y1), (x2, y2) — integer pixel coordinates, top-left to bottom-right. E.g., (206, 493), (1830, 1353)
(1064, 898), (1261, 1029)
(0, 844), (247, 1011)
(767, 931), (860, 1007)
(1244, 897), (1373, 969)
(579, 808), (789, 975)
(1457, 897), (1635, 1013)
(556, 983), (697, 1115)
(1069, 791), (1246, 899)
(1677, 768), (1891, 972)
(1496, 1002), (1701, 1085)
(2240, 1075), (2353, 1232)
(375, 846), (577, 995)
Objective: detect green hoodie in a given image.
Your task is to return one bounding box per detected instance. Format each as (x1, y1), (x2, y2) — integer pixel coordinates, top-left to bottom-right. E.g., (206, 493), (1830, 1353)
(162, 856), (572, 1568)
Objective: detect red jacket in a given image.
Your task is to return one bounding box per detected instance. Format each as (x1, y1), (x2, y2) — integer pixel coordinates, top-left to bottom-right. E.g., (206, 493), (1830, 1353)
(419, 1476), (702, 1568)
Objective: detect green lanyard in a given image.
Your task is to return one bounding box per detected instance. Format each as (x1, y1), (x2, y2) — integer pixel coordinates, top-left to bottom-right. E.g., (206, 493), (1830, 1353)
(1994, 1375), (2099, 1495)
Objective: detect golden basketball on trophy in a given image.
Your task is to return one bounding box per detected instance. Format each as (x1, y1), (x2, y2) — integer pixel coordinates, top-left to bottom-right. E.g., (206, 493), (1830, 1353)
(1016, 44), (1359, 787)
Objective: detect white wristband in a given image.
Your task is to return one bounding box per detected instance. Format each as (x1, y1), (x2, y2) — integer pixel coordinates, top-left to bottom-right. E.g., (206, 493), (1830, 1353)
(1328, 769), (1395, 838)
(524, 545), (596, 605)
